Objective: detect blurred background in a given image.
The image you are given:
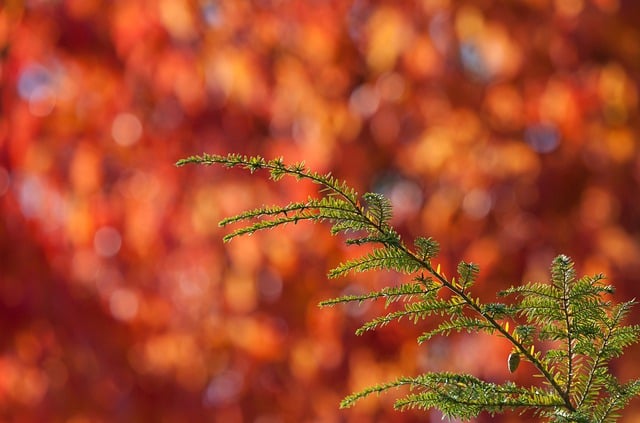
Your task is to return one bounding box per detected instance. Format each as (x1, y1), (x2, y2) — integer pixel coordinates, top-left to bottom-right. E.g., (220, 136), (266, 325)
(2, 0), (640, 422)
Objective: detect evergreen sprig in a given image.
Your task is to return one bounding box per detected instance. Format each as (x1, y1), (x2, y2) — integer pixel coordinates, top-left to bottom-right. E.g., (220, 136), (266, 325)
(177, 153), (640, 421)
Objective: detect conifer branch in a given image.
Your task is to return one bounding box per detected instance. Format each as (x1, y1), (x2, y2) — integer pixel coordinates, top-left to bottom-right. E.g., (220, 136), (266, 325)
(178, 153), (640, 421)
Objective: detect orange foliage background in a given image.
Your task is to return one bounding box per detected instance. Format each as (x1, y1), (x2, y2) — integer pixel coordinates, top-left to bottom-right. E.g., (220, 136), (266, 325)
(1, 1), (640, 422)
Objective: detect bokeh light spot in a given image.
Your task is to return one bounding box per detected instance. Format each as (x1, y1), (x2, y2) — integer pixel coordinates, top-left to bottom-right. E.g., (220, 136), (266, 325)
(258, 269), (283, 303)
(159, 0), (197, 41)
(455, 5), (484, 40)
(462, 189), (492, 220)
(459, 41), (488, 79)
(17, 63), (52, 100)
(525, 123), (560, 153)
(201, 2), (222, 27)
(109, 288), (139, 321)
(349, 84), (379, 118)
(365, 7), (410, 72)
(203, 370), (244, 407)
(94, 226), (122, 258)
(112, 113), (142, 146)
(28, 85), (57, 117)
(18, 175), (44, 219)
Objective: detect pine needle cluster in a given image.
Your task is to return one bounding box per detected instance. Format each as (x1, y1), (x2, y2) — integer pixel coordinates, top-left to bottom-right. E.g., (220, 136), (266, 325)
(177, 153), (640, 421)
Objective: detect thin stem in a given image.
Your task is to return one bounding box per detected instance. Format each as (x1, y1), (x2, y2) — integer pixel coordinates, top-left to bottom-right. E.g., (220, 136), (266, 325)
(575, 304), (622, 408)
(561, 269), (575, 401)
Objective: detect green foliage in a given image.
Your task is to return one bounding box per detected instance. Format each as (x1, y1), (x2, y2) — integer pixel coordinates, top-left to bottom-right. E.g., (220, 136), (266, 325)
(339, 373), (565, 419)
(177, 153), (640, 422)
